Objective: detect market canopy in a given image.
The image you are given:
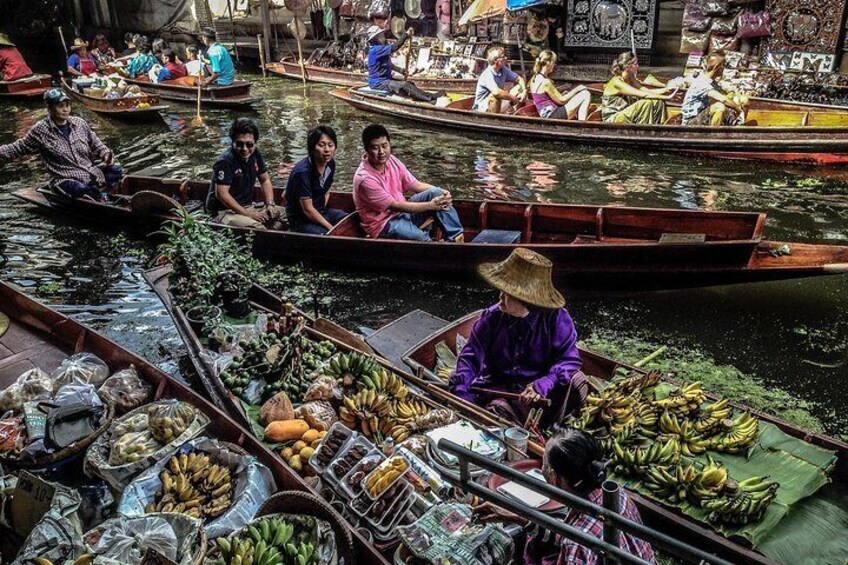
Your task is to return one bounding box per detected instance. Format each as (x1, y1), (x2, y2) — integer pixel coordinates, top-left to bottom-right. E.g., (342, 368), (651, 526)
(458, 0), (506, 25)
(506, 0), (548, 10)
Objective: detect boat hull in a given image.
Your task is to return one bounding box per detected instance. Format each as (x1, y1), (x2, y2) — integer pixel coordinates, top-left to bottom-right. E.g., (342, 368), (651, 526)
(330, 88), (848, 164)
(61, 78), (167, 121)
(0, 74), (52, 99)
(122, 77), (259, 108)
(12, 180), (848, 290)
(266, 60), (478, 93)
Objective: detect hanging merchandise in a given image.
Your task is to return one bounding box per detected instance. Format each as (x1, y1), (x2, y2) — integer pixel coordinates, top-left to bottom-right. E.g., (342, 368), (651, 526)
(682, 3), (711, 32)
(679, 29), (710, 53)
(563, 0), (660, 50)
(711, 14), (737, 35)
(700, 0), (728, 16)
(391, 14), (408, 36)
(406, 0), (423, 19)
(526, 12), (550, 43)
(709, 33), (739, 52)
(737, 11), (770, 38)
(285, 0), (311, 15)
(765, 0), (847, 55)
(371, 0), (391, 18)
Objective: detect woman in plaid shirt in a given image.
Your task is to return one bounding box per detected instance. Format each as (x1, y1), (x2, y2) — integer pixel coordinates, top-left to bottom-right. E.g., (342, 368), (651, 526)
(477, 429), (656, 564)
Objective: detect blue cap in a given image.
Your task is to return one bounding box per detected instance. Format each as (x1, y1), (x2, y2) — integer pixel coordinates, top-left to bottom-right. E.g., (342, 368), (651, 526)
(44, 88), (70, 105)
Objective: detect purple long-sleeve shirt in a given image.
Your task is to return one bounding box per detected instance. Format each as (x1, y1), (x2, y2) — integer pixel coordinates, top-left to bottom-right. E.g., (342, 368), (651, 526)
(449, 304), (582, 403)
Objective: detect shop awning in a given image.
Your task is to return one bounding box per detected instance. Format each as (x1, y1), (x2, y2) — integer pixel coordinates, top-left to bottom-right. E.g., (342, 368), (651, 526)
(506, 0), (547, 10)
(458, 0), (506, 25)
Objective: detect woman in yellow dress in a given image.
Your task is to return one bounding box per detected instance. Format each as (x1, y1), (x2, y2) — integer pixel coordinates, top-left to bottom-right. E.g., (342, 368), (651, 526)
(601, 52), (673, 125)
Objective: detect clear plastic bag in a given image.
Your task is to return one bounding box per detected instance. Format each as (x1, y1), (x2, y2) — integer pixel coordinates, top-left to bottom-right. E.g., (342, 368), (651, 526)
(109, 430), (160, 465)
(146, 400), (197, 444)
(297, 401), (338, 430)
(90, 514), (179, 563)
(0, 368), (52, 414)
(0, 416), (26, 453)
(113, 413), (148, 437)
(303, 375), (342, 402)
(52, 353), (110, 391)
(53, 382), (103, 408)
(98, 366), (152, 414)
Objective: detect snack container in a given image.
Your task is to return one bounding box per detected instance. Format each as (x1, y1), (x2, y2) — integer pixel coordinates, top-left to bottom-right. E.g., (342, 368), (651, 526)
(326, 435), (375, 486)
(350, 492), (376, 517)
(309, 421), (355, 474)
(339, 450), (385, 500)
(375, 483), (416, 535)
(362, 455), (410, 500)
(396, 446), (453, 498)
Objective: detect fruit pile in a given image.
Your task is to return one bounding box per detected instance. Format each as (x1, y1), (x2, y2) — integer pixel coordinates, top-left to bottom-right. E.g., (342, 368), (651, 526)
(278, 426), (326, 474)
(145, 451), (232, 520)
(211, 516), (318, 565)
(571, 370), (776, 528)
(109, 401), (198, 465)
(364, 456), (409, 498)
(324, 352), (380, 388)
(148, 402), (196, 443)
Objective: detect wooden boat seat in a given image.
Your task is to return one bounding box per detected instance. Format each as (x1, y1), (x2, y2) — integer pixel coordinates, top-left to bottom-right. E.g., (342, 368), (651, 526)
(327, 212), (366, 238)
(515, 105), (539, 117)
(472, 229), (521, 244)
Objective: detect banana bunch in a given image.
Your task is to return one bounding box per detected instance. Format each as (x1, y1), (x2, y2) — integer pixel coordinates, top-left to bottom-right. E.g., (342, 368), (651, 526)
(583, 388), (641, 427)
(652, 381), (706, 415)
(642, 463), (699, 503)
(436, 366), (453, 382)
(361, 369), (409, 401)
(688, 457), (729, 502)
(212, 516), (317, 565)
(145, 451), (232, 519)
(693, 399), (732, 436)
(659, 412), (710, 456)
(611, 370), (662, 395)
(324, 352), (380, 387)
(701, 476), (779, 526)
(340, 389), (392, 437)
(30, 557), (92, 565)
(633, 403), (659, 431)
(611, 437), (679, 475)
(392, 398), (428, 424)
(709, 412), (759, 454)
(147, 402), (196, 443)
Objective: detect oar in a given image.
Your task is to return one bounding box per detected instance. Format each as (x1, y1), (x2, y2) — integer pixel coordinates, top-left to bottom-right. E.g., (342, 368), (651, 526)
(191, 73), (204, 127)
(293, 16), (308, 87)
(403, 28), (414, 79)
(257, 34), (267, 78)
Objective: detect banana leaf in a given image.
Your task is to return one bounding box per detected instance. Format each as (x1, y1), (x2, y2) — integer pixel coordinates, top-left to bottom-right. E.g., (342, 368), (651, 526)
(615, 422), (836, 553)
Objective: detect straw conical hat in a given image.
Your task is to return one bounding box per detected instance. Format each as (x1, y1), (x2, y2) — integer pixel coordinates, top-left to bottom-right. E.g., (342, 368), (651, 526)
(477, 248), (565, 309)
(130, 190), (180, 215)
(0, 33), (15, 47)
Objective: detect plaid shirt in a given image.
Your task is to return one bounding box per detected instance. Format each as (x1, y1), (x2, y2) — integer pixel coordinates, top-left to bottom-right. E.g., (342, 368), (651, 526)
(525, 489), (656, 565)
(0, 116), (111, 187)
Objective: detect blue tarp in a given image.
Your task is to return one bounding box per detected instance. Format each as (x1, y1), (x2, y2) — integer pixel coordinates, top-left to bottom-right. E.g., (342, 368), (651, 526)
(506, 0), (548, 10)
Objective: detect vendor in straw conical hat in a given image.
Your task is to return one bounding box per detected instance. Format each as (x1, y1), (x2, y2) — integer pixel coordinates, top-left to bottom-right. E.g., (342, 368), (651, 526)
(449, 248), (588, 429)
(0, 32), (34, 82)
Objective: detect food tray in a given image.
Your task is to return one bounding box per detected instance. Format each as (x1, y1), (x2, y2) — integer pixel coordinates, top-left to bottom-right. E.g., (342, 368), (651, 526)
(309, 421), (355, 474)
(339, 450), (385, 500)
(362, 455), (410, 500)
(366, 479), (411, 527)
(350, 492), (376, 517)
(375, 483), (416, 535)
(326, 435), (375, 487)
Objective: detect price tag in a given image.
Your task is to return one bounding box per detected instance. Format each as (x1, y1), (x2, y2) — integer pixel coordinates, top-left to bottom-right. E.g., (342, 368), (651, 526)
(12, 471), (56, 537)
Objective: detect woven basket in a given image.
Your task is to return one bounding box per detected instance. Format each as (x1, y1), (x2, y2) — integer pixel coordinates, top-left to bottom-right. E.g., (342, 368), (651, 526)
(256, 490), (355, 564)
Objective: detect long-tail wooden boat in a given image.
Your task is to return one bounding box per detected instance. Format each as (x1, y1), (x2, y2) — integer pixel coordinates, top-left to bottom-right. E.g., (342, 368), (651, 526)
(330, 87), (848, 165)
(61, 78), (168, 120)
(120, 75), (259, 108)
(0, 279), (386, 564)
(401, 310), (848, 565)
(266, 58), (478, 93)
(13, 176), (848, 290)
(0, 73), (51, 99)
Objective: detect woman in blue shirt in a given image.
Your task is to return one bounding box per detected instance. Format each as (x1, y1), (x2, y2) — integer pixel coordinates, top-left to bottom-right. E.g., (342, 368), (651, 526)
(125, 38), (158, 78)
(285, 125), (348, 235)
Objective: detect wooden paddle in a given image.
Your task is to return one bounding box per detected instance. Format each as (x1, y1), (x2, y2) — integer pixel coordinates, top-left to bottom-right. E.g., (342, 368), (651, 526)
(403, 28), (414, 79)
(257, 34), (267, 78)
(294, 17), (308, 87)
(470, 386), (552, 407)
(191, 73), (203, 127)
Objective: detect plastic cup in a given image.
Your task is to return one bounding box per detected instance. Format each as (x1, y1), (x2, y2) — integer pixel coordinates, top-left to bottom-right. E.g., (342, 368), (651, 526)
(504, 426), (530, 461)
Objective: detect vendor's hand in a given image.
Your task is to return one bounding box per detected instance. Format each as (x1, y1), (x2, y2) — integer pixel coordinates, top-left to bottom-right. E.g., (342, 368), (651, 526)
(439, 189), (452, 204)
(474, 502), (523, 525)
(104, 152), (114, 166)
(520, 383), (543, 405)
(430, 194), (451, 211)
(245, 209), (267, 223)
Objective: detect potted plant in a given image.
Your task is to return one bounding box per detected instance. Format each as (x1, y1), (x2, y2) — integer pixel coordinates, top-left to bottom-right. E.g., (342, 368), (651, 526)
(185, 303), (223, 336)
(216, 271), (251, 318)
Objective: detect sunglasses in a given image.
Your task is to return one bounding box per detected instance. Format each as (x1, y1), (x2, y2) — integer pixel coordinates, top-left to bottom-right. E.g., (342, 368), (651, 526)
(234, 141), (255, 149)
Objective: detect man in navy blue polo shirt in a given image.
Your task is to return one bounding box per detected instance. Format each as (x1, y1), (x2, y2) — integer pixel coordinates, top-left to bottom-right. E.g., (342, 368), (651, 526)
(366, 25), (444, 103)
(205, 118), (282, 229)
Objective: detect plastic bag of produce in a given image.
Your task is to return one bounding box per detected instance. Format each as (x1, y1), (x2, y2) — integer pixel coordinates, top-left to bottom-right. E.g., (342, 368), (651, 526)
(98, 366), (152, 414)
(53, 382), (104, 408)
(119, 437), (276, 538)
(84, 513), (204, 565)
(146, 400), (197, 443)
(0, 368), (52, 414)
(52, 353), (110, 391)
(0, 416), (26, 454)
(303, 375), (342, 402)
(85, 401), (210, 491)
(11, 483), (86, 565)
(297, 401), (338, 431)
(109, 430), (160, 465)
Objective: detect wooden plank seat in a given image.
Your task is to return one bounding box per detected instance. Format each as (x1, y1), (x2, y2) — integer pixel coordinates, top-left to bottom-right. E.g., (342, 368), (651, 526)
(327, 212), (366, 237)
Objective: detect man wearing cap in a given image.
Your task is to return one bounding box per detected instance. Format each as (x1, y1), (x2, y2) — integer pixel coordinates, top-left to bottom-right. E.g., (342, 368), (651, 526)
(473, 46), (526, 113)
(0, 33), (33, 82)
(449, 248), (588, 428)
(200, 28), (235, 87)
(0, 89), (122, 201)
(365, 25), (443, 103)
(66, 38), (98, 77)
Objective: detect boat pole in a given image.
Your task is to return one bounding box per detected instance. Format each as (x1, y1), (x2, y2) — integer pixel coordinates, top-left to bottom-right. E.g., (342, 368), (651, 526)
(227, 0), (240, 63)
(257, 34), (267, 77)
(294, 16), (308, 87)
(57, 26), (69, 59)
(403, 28), (414, 79)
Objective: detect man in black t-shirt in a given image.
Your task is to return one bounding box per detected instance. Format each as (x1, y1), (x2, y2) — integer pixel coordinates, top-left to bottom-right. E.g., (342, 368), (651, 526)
(205, 118), (282, 229)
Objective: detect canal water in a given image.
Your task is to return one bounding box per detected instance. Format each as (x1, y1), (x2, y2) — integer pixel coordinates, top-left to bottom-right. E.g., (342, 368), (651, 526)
(2, 73), (847, 436)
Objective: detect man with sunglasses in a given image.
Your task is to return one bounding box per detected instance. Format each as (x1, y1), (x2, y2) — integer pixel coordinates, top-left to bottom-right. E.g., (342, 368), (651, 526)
(205, 118), (281, 229)
(473, 46), (526, 113)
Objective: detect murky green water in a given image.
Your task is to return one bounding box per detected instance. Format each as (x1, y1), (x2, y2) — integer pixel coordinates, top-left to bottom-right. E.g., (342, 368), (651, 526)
(2, 73), (847, 436)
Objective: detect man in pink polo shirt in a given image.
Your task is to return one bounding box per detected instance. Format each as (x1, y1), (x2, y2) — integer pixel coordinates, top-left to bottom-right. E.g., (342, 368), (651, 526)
(352, 124), (464, 241)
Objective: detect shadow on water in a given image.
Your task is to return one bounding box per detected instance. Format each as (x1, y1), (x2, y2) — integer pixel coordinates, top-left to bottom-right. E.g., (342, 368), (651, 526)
(1, 73), (847, 434)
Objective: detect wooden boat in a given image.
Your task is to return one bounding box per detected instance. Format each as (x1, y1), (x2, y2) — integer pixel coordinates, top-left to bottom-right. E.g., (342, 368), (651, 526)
(0, 73), (51, 99)
(330, 87), (848, 165)
(0, 279), (386, 564)
(401, 310), (848, 565)
(120, 75), (259, 108)
(61, 78), (168, 120)
(13, 176), (848, 290)
(266, 58), (477, 93)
